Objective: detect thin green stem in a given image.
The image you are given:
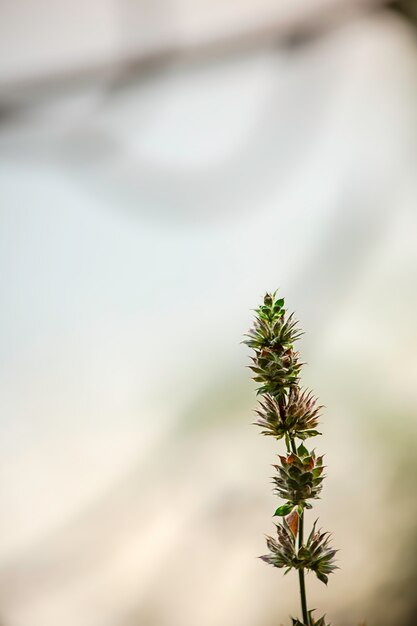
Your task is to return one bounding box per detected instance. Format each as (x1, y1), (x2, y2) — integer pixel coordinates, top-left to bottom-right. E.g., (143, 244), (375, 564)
(298, 510), (309, 625)
(289, 435), (310, 626)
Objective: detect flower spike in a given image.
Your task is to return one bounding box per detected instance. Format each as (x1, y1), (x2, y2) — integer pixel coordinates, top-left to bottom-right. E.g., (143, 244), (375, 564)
(245, 291), (339, 625)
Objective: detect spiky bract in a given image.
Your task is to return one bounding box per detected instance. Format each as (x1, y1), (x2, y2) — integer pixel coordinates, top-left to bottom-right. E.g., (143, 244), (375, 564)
(261, 520), (337, 585)
(244, 292), (303, 397)
(260, 519), (296, 570)
(289, 612), (330, 626)
(273, 444), (325, 506)
(254, 388), (322, 441)
(299, 521), (338, 585)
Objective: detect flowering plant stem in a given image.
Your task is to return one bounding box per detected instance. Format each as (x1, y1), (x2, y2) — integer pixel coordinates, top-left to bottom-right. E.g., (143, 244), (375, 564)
(244, 292), (338, 626)
(298, 501), (309, 624)
(290, 433), (309, 624)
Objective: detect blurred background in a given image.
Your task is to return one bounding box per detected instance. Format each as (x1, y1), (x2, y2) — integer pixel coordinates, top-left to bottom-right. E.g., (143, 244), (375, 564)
(1, 1), (417, 625)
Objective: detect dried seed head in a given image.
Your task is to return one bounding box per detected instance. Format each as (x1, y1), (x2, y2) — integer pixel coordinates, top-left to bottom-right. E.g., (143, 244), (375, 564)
(294, 521), (338, 585)
(273, 444), (325, 506)
(260, 518), (337, 587)
(244, 292), (303, 398)
(254, 387), (322, 441)
(260, 519), (296, 570)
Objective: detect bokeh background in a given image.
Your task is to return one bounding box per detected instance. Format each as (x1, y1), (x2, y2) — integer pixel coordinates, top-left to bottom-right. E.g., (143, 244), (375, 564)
(1, 1), (417, 625)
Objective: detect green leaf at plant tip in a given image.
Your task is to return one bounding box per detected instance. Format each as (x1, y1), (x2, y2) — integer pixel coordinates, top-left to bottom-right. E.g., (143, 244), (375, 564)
(297, 443), (309, 457)
(274, 502), (294, 516)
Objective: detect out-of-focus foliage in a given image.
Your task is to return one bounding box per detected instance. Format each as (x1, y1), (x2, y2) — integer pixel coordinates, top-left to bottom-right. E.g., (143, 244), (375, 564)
(393, 0), (417, 25)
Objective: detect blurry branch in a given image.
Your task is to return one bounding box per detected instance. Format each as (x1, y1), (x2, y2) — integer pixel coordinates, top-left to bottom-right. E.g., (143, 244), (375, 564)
(389, 0), (417, 25)
(0, 0), (384, 114)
